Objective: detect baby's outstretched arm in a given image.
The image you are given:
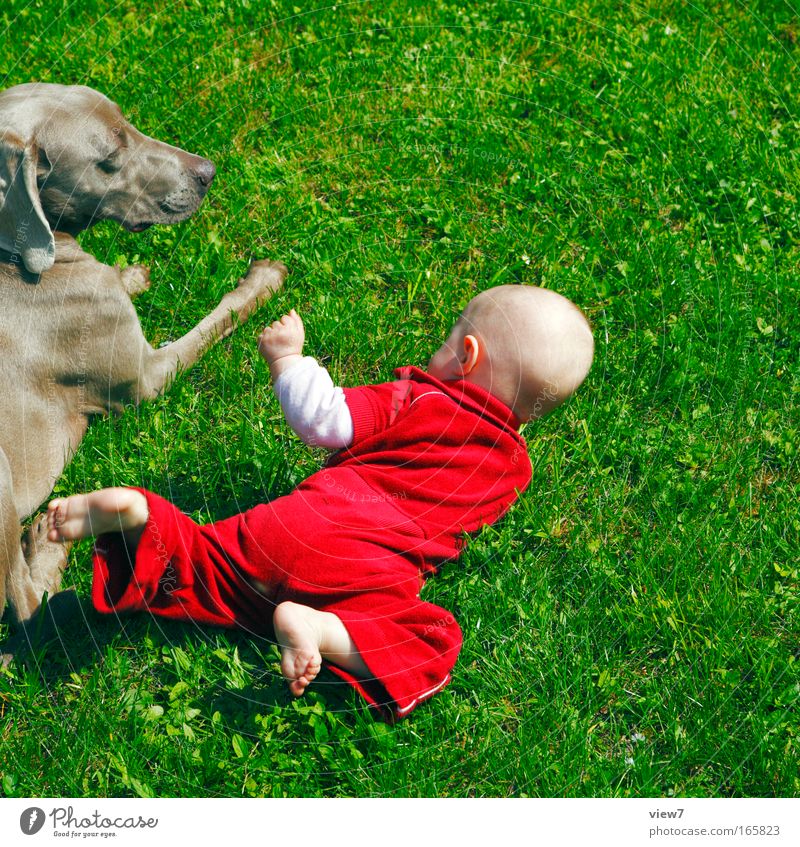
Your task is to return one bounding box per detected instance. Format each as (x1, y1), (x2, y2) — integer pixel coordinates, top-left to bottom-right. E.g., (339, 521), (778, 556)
(258, 310), (354, 450)
(258, 309), (306, 380)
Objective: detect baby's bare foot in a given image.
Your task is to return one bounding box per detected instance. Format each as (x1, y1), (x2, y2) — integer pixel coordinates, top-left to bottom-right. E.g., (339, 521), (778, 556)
(273, 601), (324, 697)
(47, 488), (148, 542)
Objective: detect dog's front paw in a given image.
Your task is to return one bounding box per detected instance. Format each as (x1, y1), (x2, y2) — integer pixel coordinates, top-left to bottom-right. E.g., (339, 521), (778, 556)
(237, 259), (288, 304)
(22, 513), (71, 595)
(120, 264), (152, 297)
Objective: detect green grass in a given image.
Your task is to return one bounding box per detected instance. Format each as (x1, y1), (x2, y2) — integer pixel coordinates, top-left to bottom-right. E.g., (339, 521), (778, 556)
(1, 0), (798, 797)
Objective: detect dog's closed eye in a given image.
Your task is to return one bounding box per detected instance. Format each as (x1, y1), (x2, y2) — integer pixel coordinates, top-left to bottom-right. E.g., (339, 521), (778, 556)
(96, 131), (128, 173)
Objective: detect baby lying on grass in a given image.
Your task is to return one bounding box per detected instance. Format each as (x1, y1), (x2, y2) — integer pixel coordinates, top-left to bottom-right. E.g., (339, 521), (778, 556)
(48, 284), (593, 719)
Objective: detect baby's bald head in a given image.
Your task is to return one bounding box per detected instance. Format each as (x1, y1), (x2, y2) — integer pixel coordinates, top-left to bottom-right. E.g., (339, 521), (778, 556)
(428, 285), (594, 421)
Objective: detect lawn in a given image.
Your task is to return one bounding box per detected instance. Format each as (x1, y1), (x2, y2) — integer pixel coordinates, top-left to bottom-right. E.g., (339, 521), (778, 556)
(0, 0), (797, 797)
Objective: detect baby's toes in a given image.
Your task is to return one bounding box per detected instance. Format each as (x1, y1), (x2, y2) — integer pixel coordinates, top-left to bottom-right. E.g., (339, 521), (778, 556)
(295, 662), (320, 694)
(282, 650), (319, 696)
(48, 500), (65, 525)
(46, 502), (63, 539)
(281, 650), (303, 682)
(289, 676), (309, 697)
(305, 655), (321, 681)
(298, 658), (321, 692)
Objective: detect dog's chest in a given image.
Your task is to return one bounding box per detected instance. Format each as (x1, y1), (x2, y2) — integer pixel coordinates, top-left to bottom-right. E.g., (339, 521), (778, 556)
(0, 261), (134, 379)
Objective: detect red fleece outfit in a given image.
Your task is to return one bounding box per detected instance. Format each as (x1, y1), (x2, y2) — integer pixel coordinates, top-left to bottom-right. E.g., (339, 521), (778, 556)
(91, 367), (532, 719)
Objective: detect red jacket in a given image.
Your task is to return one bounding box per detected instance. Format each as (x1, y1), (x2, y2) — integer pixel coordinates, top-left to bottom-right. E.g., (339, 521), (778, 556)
(328, 366), (532, 563)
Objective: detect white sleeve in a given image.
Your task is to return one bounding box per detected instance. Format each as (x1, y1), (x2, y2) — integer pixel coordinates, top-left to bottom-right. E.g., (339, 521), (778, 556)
(272, 356), (354, 450)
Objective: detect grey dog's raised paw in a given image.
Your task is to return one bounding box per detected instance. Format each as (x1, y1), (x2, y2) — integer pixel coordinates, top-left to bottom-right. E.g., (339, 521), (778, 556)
(238, 259), (288, 304)
(120, 264), (152, 297)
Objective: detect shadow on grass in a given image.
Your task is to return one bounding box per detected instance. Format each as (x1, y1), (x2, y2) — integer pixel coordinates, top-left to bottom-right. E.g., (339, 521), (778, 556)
(0, 592), (358, 726)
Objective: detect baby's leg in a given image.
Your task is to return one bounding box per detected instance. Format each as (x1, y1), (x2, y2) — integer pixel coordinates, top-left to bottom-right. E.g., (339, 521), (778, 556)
(84, 489), (288, 629)
(323, 593), (463, 719)
(272, 601), (369, 697)
(47, 488), (149, 547)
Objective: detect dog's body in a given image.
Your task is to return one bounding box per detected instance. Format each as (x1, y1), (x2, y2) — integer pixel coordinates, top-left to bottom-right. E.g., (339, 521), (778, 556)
(0, 83), (285, 624)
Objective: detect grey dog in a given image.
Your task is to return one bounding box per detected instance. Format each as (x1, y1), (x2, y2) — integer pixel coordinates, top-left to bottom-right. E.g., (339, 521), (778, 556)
(0, 83), (286, 630)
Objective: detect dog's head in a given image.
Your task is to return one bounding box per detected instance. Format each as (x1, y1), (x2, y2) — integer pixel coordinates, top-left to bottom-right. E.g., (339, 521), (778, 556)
(0, 83), (215, 274)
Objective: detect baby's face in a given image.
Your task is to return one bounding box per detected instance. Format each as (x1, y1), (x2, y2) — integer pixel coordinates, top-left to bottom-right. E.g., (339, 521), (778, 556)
(426, 319), (466, 381)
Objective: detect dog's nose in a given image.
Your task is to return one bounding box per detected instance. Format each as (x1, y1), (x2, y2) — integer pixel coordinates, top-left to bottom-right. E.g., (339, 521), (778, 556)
(191, 158), (216, 187)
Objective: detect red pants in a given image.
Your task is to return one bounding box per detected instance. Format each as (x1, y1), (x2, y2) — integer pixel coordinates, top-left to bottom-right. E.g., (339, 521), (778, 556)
(91, 470), (462, 719)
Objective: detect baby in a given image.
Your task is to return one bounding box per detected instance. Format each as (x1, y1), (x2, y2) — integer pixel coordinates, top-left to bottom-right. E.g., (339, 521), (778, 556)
(47, 284), (593, 719)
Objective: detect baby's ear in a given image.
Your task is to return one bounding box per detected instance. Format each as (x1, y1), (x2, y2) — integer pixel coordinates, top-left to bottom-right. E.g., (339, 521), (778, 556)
(460, 334), (481, 375)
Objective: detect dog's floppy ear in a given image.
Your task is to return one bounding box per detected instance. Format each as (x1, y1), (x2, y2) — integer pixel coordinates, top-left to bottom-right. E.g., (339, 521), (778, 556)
(0, 133), (54, 275)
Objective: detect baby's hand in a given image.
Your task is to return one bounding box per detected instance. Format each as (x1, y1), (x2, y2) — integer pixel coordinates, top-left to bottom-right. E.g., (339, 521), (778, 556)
(259, 309), (306, 379)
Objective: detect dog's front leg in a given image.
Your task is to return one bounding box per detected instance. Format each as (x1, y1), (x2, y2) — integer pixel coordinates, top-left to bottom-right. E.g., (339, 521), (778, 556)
(136, 259), (287, 400)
